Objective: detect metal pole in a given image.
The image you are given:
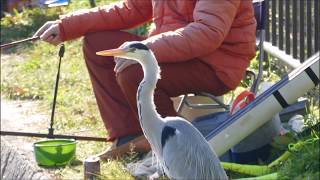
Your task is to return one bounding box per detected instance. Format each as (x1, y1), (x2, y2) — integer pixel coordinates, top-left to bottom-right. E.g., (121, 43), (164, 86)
(48, 44), (65, 136)
(89, 0), (96, 7)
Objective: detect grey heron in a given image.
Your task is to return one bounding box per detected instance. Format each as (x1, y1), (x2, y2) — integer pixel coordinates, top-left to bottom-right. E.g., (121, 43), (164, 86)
(96, 42), (228, 180)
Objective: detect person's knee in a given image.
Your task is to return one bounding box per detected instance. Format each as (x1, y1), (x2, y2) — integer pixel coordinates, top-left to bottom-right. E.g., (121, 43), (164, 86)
(83, 31), (119, 66)
(83, 31), (113, 54)
(83, 31), (143, 65)
(83, 30), (140, 53)
(83, 32), (99, 58)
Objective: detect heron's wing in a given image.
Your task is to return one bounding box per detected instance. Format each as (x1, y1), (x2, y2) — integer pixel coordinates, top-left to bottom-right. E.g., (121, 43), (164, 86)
(162, 119), (227, 180)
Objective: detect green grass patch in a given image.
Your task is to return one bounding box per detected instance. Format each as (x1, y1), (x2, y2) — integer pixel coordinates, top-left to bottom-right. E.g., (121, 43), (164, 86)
(278, 138), (319, 180)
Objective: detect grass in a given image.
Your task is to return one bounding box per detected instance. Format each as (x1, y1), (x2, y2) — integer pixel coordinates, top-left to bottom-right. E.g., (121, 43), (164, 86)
(276, 104), (320, 180)
(1, 1), (319, 179)
(278, 138), (319, 180)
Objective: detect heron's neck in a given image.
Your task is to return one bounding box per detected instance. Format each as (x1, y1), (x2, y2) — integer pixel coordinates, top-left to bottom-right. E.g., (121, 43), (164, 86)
(137, 52), (163, 140)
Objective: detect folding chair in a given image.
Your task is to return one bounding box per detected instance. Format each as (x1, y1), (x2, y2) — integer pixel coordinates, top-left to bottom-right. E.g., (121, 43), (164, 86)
(174, 0), (270, 164)
(44, 0), (96, 8)
(175, 0), (267, 118)
(44, 0), (70, 7)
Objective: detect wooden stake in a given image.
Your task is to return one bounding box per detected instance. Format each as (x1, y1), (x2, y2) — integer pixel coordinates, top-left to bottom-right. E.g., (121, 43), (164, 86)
(84, 156), (100, 180)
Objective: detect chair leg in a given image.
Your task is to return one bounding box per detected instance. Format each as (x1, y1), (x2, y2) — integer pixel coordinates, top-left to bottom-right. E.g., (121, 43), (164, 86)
(176, 94), (188, 114)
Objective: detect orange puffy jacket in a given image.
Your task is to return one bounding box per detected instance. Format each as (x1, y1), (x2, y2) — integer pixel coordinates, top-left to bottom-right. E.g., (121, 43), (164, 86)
(58, 0), (256, 89)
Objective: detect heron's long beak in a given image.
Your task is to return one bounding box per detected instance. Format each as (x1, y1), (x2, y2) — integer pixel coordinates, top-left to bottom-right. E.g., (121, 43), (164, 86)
(96, 48), (131, 57)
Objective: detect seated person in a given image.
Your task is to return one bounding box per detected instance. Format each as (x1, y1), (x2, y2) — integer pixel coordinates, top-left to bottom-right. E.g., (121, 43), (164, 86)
(34, 0), (256, 160)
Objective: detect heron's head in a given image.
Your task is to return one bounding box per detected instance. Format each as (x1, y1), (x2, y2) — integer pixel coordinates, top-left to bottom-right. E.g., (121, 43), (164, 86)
(96, 41), (150, 62)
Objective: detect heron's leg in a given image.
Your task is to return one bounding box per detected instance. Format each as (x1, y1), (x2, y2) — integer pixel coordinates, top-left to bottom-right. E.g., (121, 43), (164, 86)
(83, 30), (145, 141)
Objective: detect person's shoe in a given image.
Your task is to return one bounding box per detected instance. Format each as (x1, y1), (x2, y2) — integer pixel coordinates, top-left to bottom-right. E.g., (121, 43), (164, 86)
(96, 135), (151, 160)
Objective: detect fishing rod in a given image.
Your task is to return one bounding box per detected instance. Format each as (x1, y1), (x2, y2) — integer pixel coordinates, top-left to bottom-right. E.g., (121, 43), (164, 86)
(0, 36), (40, 49)
(0, 131), (107, 142)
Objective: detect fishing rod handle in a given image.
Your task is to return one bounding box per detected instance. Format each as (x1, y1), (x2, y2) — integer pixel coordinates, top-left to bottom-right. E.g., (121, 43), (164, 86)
(59, 44), (65, 57)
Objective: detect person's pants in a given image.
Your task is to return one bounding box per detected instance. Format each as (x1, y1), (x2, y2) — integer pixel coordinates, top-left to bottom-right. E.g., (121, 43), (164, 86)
(83, 30), (230, 141)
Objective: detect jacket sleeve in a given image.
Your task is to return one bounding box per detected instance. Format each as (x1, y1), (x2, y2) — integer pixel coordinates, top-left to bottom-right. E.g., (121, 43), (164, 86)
(58, 0), (152, 41)
(143, 0), (240, 63)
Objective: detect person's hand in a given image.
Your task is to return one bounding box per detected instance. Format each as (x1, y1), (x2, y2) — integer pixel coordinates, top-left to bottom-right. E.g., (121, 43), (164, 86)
(114, 57), (138, 73)
(33, 20), (62, 45)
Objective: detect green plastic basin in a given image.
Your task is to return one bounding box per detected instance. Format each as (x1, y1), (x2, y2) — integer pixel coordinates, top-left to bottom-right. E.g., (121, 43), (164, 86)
(33, 139), (77, 167)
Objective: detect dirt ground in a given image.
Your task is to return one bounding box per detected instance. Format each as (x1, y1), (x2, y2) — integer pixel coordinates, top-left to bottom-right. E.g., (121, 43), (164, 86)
(1, 99), (53, 175)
